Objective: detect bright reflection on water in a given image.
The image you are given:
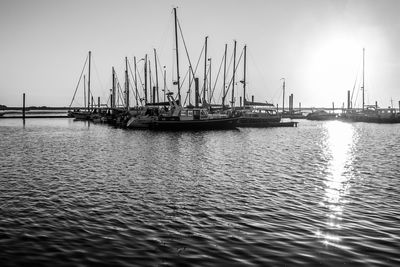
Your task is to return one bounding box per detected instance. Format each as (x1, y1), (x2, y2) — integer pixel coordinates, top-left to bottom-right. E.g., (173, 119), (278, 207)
(317, 121), (358, 247)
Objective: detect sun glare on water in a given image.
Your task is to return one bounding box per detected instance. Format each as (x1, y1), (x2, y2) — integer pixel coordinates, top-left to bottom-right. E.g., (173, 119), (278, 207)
(316, 120), (358, 248)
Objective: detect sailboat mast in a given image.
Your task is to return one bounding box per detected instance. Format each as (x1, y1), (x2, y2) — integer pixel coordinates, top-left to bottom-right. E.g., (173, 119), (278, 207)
(243, 45), (247, 106)
(203, 36), (208, 105)
(154, 49), (159, 103)
(125, 57), (129, 110)
(149, 60), (152, 103)
(188, 66), (192, 106)
(173, 8), (181, 105)
(231, 40), (237, 108)
(134, 57), (139, 106)
(163, 66), (166, 102)
(282, 78), (285, 114)
(84, 75), (86, 110)
(209, 58), (212, 104)
(112, 67), (115, 109)
(362, 48), (365, 111)
(88, 51), (91, 111)
(222, 44), (227, 108)
(144, 54), (148, 104)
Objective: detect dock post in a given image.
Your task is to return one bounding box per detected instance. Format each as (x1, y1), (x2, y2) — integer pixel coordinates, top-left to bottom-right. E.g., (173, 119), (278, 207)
(195, 78), (199, 108)
(22, 93), (26, 120)
(375, 101), (378, 109)
(398, 101), (400, 112)
(98, 97), (100, 109)
(347, 90), (350, 109)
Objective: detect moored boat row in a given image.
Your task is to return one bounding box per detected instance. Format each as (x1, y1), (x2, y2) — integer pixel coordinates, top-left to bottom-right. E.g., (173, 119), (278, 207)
(68, 8), (299, 131)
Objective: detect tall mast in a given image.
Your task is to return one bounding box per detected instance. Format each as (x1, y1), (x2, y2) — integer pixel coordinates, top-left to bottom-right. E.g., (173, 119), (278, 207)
(243, 45), (247, 106)
(163, 66), (166, 102)
(112, 67), (115, 109)
(282, 78), (285, 114)
(134, 57), (139, 106)
(188, 66), (192, 106)
(222, 43), (227, 108)
(149, 60), (152, 103)
(144, 54), (148, 104)
(125, 57), (129, 110)
(88, 51), (91, 111)
(362, 48), (365, 111)
(231, 40), (237, 108)
(203, 36), (208, 105)
(208, 58), (212, 104)
(83, 75), (86, 110)
(173, 8), (181, 105)
(154, 49), (159, 103)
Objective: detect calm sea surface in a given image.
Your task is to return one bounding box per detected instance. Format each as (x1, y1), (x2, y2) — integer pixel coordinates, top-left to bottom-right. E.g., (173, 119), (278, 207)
(1, 118), (399, 266)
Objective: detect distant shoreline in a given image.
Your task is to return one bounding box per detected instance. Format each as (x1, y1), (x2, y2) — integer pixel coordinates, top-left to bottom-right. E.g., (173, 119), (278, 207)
(0, 106), (80, 111)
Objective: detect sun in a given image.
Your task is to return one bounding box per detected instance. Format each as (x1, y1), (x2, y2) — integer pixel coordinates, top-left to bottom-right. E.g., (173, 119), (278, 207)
(305, 33), (363, 106)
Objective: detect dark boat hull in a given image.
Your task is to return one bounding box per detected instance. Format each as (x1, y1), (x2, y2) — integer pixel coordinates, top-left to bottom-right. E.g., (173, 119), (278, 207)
(151, 117), (238, 131)
(237, 117), (297, 127)
(70, 111), (91, 120)
(238, 121), (298, 127)
(340, 115), (400, 123)
(306, 116), (337, 121)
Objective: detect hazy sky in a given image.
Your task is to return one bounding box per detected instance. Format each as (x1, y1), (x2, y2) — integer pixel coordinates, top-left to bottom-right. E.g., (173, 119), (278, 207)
(1, 0), (399, 108)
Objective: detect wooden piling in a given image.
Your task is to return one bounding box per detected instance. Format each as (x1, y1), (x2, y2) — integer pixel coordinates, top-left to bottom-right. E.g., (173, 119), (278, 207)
(22, 93), (26, 120)
(195, 78), (199, 108)
(347, 90), (350, 109)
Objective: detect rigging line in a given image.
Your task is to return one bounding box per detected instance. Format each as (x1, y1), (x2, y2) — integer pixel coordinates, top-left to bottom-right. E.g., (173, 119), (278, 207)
(104, 94), (110, 108)
(114, 75), (126, 107)
(156, 13), (174, 59)
(351, 60), (362, 105)
(210, 52), (225, 104)
(222, 47), (244, 100)
(350, 74), (358, 106)
(271, 84), (282, 105)
(91, 57), (106, 95)
(180, 66), (190, 90)
(127, 60), (141, 106)
(183, 87), (190, 106)
(177, 17), (196, 80)
(135, 60), (146, 104)
(248, 50), (274, 104)
(193, 42), (205, 77)
(118, 81), (126, 107)
(222, 48), (234, 99)
(156, 54), (169, 92)
(179, 40), (205, 100)
(69, 54), (89, 108)
(191, 44), (205, 99)
(128, 75), (139, 106)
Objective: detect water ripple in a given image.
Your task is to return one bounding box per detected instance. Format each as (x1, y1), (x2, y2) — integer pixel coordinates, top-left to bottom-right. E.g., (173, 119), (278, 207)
(0, 119), (399, 266)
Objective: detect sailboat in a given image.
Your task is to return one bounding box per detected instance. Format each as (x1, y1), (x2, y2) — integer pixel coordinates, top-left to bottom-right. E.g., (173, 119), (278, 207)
(306, 109), (337, 121)
(126, 8), (238, 130)
(340, 48), (400, 123)
(68, 51), (93, 120)
(236, 46), (297, 127)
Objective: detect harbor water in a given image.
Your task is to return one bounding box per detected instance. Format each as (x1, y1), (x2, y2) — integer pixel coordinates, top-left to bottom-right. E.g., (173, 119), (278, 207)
(1, 118), (399, 266)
